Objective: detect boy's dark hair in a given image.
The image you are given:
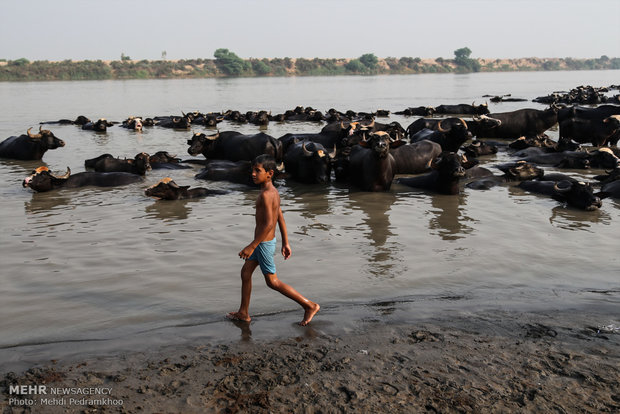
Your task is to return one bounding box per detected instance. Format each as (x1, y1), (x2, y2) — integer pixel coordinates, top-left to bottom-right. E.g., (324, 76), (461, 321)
(253, 154), (277, 174)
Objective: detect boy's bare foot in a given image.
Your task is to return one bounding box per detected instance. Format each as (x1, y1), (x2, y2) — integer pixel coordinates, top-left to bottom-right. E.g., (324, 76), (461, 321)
(226, 312), (251, 322)
(299, 303), (320, 326)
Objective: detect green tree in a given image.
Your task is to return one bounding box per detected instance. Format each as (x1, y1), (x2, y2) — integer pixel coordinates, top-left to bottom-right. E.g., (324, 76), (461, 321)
(251, 59), (271, 75)
(359, 53), (378, 69)
(453, 47), (480, 72)
(345, 59), (366, 73)
(214, 48), (249, 76)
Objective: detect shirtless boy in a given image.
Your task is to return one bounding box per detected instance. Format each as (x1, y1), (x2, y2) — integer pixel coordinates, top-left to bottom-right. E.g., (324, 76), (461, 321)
(227, 154), (320, 326)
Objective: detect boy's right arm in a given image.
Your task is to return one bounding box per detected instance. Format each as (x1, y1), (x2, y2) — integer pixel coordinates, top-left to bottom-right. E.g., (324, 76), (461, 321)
(278, 208), (291, 260)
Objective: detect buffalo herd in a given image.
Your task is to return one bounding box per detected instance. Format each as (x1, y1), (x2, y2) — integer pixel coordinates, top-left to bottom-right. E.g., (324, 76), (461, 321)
(3, 86), (620, 210)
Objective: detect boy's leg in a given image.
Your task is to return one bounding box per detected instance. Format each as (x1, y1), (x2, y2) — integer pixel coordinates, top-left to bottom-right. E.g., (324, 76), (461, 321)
(264, 273), (320, 326)
(227, 259), (258, 322)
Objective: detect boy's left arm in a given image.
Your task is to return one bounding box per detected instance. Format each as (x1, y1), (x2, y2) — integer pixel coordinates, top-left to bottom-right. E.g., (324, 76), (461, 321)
(278, 208), (291, 260)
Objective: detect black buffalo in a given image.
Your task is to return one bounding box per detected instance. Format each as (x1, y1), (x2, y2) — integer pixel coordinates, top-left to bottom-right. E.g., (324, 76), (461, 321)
(517, 147), (619, 169)
(466, 161), (544, 190)
(434, 103), (489, 115)
(390, 139), (442, 174)
(598, 180), (620, 199)
(187, 131), (283, 163)
(85, 152), (151, 175)
(82, 118), (113, 132)
(22, 166), (142, 192)
(0, 127), (65, 160)
(409, 118), (471, 152)
(474, 106), (559, 139)
(394, 106), (436, 116)
(396, 152), (466, 195)
(462, 140), (498, 158)
(194, 160), (255, 186)
(406, 116), (501, 139)
(559, 114), (620, 146)
(518, 179), (602, 211)
(145, 178), (227, 200)
(148, 151), (192, 169)
(283, 141), (336, 184)
(346, 132), (398, 191)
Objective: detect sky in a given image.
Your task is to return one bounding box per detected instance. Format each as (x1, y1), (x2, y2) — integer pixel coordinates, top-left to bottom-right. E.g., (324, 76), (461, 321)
(2, 0), (619, 61)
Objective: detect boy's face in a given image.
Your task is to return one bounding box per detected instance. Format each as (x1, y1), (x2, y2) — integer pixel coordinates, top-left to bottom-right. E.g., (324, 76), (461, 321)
(251, 163), (273, 184)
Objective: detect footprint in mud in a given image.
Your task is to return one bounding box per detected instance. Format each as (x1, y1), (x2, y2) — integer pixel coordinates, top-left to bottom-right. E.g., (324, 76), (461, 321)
(409, 330), (445, 343)
(523, 323), (558, 339)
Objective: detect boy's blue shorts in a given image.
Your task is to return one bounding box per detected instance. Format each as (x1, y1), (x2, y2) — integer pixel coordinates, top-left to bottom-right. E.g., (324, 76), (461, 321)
(248, 237), (277, 275)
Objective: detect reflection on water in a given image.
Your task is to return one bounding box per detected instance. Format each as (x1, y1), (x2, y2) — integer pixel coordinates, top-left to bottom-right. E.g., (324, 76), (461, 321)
(144, 199), (194, 221)
(426, 193), (476, 241)
(346, 191), (407, 279)
(549, 205), (611, 231)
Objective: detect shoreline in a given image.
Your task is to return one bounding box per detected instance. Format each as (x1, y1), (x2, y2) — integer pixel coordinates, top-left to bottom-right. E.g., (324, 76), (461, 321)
(1, 297), (618, 413)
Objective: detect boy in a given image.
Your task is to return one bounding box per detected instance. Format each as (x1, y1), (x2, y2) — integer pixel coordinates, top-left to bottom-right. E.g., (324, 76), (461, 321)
(227, 155), (320, 326)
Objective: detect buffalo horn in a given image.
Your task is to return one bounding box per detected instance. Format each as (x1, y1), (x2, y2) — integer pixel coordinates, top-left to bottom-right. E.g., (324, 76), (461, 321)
(328, 145), (337, 159)
(302, 142), (313, 156)
(207, 131), (220, 141)
(437, 120), (449, 132)
(27, 127), (42, 139)
(553, 181), (572, 193)
(458, 118), (468, 129)
(52, 167), (71, 180)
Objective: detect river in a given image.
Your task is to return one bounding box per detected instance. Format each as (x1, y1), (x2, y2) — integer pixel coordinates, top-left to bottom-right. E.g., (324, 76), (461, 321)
(0, 70), (619, 368)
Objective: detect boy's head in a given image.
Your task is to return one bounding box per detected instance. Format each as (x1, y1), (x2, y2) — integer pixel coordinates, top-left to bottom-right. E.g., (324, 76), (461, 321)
(252, 155), (277, 174)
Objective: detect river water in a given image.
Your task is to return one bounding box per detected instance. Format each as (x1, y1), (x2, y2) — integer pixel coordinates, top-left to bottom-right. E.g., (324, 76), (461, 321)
(1, 70), (619, 368)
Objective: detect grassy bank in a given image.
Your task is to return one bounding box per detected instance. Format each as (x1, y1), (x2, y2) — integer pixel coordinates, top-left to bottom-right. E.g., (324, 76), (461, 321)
(1, 53), (618, 82)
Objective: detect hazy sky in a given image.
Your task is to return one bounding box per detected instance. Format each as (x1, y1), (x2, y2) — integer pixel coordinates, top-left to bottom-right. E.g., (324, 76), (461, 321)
(2, 0), (619, 61)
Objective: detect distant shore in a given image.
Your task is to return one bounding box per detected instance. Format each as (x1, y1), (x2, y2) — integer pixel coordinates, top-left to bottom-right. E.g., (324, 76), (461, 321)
(1, 55), (618, 82)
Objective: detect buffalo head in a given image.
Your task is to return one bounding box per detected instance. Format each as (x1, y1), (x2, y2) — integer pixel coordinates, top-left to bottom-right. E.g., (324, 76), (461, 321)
(27, 127), (65, 150)
(553, 181), (602, 211)
(359, 132), (393, 158)
(22, 166), (71, 192)
(497, 161), (544, 181)
(149, 151), (180, 164)
(187, 131), (219, 156)
(145, 177), (189, 200)
(301, 141), (336, 183)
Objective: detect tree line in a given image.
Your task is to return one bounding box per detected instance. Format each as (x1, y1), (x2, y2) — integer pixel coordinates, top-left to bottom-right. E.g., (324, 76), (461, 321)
(1, 48), (618, 81)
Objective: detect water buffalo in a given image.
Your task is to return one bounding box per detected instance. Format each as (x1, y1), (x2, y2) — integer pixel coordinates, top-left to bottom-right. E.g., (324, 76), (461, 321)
(434, 103), (489, 115)
(518, 179), (602, 211)
(85, 152), (151, 175)
(346, 132), (399, 191)
(409, 119), (471, 152)
(559, 114), (620, 146)
(148, 151), (192, 169)
(462, 140), (499, 158)
(22, 166), (142, 192)
(406, 116), (501, 140)
(396, 152), (466, 195)
(283, 141), (336, 184)
(40, 115), (91, 125)
(394, 106), (436, 116)
(597, 180), (620, 199)
(390, 139), (442, 174)
(120, 117), (144, 130)
(155, 115), (191, 129)
(0, 127), (65, 160)
(194, 160), (255, 186)
(517, 147), (619, 169)
(187, 131), (283, 163)
(145, 178), (227, 200)
(474, 106), (559, 139)
(82, 118), (113, 132)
